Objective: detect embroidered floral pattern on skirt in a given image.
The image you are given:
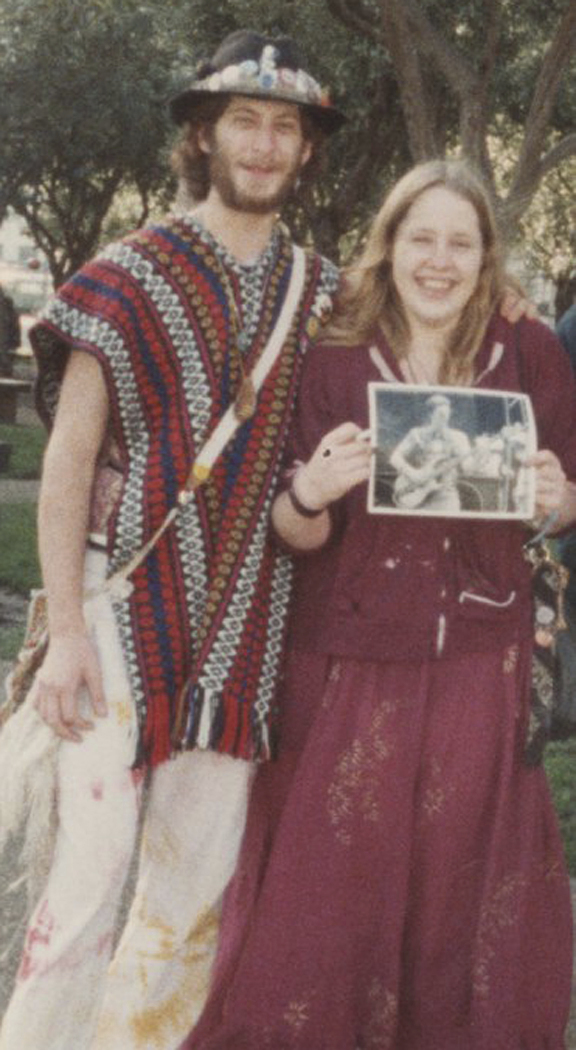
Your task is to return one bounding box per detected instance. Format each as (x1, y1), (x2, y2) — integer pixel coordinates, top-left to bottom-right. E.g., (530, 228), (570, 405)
(183, 645), (573, 1050)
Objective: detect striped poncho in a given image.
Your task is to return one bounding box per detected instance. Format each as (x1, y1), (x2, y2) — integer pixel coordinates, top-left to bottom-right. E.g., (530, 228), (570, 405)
(31, 216), (339, 767)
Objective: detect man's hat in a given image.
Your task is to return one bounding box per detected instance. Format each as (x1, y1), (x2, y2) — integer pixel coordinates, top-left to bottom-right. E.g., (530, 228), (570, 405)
(426, 393), (451, 410)
(169, 30), (345, 135)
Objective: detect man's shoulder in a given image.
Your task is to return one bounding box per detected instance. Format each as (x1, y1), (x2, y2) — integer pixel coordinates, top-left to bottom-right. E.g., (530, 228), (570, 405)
(71, 215), (212, 295)
(103, 214), (188, 257)
(302, 245), (339, 282)
(296, 247), (340, 339)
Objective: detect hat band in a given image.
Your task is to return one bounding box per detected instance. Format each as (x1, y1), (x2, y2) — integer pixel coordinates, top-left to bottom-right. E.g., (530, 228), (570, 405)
(196, 44), (332, 110)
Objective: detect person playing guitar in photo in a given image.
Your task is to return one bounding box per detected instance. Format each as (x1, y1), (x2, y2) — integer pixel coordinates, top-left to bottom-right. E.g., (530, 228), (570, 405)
(390, 392), (472, 511)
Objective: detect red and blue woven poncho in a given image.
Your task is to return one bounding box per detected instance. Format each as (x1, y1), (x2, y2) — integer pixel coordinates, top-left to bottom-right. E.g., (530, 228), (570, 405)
(31, 216), (338, 767)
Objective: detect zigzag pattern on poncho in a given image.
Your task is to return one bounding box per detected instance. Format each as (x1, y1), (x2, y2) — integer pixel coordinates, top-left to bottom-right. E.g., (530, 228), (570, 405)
(31, 216), (339, 767)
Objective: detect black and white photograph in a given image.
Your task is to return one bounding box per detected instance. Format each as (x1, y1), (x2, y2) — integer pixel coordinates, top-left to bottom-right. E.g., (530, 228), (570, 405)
(368, 383), (537, 519)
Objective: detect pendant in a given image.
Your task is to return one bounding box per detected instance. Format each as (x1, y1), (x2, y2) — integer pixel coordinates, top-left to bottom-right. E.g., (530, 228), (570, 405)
(235, 374), (257, 421)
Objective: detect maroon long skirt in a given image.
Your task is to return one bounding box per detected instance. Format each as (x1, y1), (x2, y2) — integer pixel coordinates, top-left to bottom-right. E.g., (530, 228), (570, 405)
(183, 642), (572, 1050)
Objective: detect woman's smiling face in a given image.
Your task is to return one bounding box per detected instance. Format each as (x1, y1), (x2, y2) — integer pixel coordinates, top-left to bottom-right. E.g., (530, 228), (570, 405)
(391, 184), (484, 334)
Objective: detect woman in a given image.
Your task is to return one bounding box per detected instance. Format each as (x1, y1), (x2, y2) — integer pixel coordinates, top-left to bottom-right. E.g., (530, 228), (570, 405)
(183, 160), (576, 1050)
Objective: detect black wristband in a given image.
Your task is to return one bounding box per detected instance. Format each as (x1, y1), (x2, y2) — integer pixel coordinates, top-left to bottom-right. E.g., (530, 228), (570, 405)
(287, 479), (327, 519)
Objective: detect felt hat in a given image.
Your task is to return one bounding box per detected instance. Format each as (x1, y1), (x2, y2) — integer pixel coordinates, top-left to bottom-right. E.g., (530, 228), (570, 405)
(169, 30), (345, 135)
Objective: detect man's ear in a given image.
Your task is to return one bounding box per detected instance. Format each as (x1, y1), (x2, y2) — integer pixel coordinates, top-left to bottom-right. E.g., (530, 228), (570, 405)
(300, 140), (313, 168)
(197, 125), (211, 156)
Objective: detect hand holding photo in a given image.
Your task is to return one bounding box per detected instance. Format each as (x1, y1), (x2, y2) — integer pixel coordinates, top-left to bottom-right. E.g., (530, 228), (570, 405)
(367, 383), (536, 519)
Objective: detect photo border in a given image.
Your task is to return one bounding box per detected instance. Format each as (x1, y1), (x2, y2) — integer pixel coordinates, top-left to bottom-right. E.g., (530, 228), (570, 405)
(367, 383), (536, 520)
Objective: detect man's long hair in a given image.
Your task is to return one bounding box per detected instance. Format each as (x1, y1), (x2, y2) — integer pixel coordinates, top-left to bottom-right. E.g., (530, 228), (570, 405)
(325, 159), (506, 385)
(170, 96), (327, 208)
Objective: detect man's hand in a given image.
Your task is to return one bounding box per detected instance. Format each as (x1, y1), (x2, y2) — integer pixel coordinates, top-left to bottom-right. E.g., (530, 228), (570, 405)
(33, 633), (107, 742)
(500, 287), (539, 324)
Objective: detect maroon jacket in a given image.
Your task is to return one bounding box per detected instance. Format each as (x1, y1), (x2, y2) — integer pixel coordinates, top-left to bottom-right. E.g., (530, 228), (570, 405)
(283, 316), (576, 663)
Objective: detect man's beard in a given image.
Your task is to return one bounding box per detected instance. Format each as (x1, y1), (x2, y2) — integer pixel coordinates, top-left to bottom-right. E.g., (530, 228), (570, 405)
(207, 150), (302, 214)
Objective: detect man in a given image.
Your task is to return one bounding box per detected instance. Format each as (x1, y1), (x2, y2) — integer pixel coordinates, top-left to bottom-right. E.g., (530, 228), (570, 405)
(0, 30), (342, 1050)
(390, 393), (472, 512)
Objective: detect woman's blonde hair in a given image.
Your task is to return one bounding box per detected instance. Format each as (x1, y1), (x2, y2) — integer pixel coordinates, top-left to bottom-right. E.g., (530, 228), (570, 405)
(326, 159), (506, 384)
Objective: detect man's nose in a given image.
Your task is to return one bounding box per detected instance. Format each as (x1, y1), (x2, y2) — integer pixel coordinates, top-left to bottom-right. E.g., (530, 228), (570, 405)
(250, 125), (276, 154)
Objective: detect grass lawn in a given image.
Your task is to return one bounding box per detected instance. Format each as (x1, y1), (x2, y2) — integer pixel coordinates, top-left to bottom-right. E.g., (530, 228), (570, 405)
(0, 422), (45, 479)
(0, 501), (39, 659)
(0, 620), (27, 661)
(0, 502), (40, 596)
(545, 740), (576, 875)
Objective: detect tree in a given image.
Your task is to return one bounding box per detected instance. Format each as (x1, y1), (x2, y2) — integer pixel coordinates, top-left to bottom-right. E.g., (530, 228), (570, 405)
(519, 159), (576, 319)
(324, 0), (576, 243)
(166, 0), (576, 262)
(2, 0), (575, 280)
(0, 0), (177, 284)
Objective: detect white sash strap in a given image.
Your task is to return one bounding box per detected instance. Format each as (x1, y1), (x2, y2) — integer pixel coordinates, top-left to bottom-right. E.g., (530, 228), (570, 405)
(188, 244), (306, 487)
(103, 244), (307, 599)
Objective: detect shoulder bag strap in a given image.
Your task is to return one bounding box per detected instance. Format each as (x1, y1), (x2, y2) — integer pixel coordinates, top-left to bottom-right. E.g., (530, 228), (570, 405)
(103, 244), (307, 598)
(186, 243), (306, 489)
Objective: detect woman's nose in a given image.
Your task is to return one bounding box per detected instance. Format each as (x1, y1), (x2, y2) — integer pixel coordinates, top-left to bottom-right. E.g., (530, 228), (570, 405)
(429, 240), (451, 266)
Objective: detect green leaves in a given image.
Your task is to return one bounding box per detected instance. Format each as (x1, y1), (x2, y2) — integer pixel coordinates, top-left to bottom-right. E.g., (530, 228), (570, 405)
(0, 0), (176, 282)
(1, 0), (575, 282)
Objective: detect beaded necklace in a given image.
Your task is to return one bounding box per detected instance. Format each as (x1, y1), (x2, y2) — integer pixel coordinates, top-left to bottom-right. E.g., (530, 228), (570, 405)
(182, 215), (281, 418)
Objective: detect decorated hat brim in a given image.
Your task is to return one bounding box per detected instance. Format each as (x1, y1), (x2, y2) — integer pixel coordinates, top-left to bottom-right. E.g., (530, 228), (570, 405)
(169, 85), (346, 135)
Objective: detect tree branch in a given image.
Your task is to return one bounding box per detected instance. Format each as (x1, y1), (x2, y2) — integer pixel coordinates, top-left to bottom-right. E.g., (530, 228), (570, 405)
(376, 0), (503, 176)
(378, 0), (439, 159)
(479, 0), (502, 82)
(390, 0), (476, 96)
(538, 132), (576, 180)
(512, 3), (576, 179)
(135, 185), (151, 228)
(325, 70), (403, 234)
(14, 202), (63, 283)
(325, 0), (380, 42)
(391, 0), (504, 175)
(502, 5), (576, 232)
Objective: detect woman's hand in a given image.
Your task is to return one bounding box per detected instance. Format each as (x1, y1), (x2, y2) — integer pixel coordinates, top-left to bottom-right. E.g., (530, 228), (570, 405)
(529, 450), (569, 522)
(272, 423), (371, 552)
(293, 422), (371, 511)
